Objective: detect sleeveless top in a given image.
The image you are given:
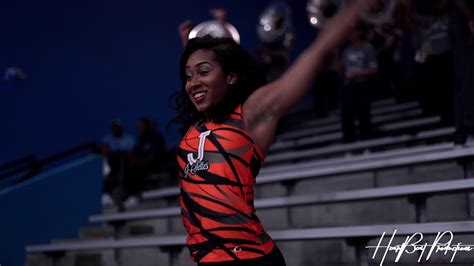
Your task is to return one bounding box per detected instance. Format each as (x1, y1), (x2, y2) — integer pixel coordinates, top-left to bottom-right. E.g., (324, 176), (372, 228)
(177, 104), (276, 263)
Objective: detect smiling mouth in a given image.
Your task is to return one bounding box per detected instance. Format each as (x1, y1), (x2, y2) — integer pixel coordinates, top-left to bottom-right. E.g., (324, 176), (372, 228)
(193, 91), (207, 103)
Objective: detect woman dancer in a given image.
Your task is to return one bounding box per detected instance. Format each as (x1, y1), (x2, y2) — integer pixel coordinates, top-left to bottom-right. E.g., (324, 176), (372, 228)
(172, 0), (373, 265)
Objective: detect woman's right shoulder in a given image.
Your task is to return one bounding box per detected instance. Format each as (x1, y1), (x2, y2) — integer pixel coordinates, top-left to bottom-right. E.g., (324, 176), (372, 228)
(181, 119), (204, 139)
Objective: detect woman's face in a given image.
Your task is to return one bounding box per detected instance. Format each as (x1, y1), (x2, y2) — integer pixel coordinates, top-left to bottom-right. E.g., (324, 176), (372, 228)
(185, 49), (235, 114)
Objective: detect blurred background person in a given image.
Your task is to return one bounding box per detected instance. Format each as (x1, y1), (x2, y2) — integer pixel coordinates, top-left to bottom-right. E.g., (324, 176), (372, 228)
(389, 0), (420, 102)
(312, 49), (339, 118)
(126, 118), (165, 208)
(368, 13), (404, 100)
(309, 1), (340, 118)
(414, 0), (454, 127)
(100, 119), (135, 208)
(340, 23), (378, 142)
(451, 0), (474, 145)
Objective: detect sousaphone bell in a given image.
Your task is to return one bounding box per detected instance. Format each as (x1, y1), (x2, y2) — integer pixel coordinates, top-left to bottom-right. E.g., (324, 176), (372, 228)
(307, 0), (395, 28)
(188, 20), (241, 44)
(256, 1), (294, 48)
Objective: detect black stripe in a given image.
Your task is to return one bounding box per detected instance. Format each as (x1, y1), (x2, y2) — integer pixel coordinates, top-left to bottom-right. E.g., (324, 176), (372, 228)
(204, 127), (245, 197)
(185, 191), (252, 222)
(181, 188), (240, 261)
(181, 171), (241, 186)
(202, 226), (257, 235)
(212, 127), (255, 145)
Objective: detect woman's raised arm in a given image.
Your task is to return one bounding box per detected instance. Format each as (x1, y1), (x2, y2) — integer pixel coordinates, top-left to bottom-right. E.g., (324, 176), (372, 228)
(244, 0), (373, 127)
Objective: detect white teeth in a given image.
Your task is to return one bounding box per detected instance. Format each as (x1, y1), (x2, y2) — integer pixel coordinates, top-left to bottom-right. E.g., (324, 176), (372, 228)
(193, 91), (206, 99)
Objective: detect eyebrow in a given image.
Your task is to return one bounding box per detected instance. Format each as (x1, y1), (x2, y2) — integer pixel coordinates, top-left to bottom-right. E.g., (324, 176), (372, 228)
(186, 61), (212, 69)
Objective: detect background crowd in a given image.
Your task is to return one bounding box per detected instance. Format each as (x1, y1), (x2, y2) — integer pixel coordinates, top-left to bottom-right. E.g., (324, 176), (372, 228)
(91, 0), (474, 209)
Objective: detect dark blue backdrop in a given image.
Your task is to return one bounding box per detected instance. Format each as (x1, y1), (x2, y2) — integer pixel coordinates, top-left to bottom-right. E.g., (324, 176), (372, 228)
(0, 0), (314, 164)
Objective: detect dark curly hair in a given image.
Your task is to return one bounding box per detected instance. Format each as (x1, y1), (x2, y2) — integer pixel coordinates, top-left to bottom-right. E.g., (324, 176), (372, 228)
(168, 36), (267, 136)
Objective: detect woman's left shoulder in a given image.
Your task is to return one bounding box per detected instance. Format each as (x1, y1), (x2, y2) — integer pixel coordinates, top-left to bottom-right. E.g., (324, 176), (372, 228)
(241, 98), (278, 155)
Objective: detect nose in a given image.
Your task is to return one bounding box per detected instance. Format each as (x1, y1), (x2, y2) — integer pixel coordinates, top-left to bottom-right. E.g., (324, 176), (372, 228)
(186, 76), (201, 92)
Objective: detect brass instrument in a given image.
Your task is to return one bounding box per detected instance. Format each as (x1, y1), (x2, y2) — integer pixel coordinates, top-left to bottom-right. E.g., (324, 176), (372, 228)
(307, 0), (395, 28)
(188, 20), (240, 44)
(257, 1), (294, 48)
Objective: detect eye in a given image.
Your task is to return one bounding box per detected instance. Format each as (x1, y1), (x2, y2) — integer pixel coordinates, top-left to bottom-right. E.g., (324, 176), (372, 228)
(185, 73), (193, 81)
(198, 68), (210, 76)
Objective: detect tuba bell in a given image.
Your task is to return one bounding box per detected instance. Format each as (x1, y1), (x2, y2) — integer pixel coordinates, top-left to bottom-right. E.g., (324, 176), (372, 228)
(256, 1), (294, 48)
(306, 0), (340, 29)
(188, 20), (240, 44)
(307, 0), (395, 28)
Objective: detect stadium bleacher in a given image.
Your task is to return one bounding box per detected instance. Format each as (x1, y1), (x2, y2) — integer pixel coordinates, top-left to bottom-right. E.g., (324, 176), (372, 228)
(24, 99), (474, 266)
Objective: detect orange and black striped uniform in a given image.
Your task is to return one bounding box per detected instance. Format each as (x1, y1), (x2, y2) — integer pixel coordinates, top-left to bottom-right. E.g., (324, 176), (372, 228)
(177, 103), (276, 263)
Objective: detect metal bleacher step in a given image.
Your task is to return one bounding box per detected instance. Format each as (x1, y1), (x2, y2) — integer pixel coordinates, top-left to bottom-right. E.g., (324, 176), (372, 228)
(141, 145), (474, 201)
(127, 224), (155, 236)
(89, 178), (474, 225)
(74, 253), (103, 266)
(277, 108), (423, 141)
(379, 116), (441, 131)
(39, 226), (156, 266)
(81, 224), (155, 237)
(258, 146), (474, 185)
(261, 142), (455, 175)
(371, 101), (419, 116)
(270, 115), (443, 151)
(282, 98), (396, 124)
(79, 226), (116, 240)
(27, 221), (474, 266)
(265, 127), (455, 164)
(282, 99), (417, 130)
(370, 97), (396, 107)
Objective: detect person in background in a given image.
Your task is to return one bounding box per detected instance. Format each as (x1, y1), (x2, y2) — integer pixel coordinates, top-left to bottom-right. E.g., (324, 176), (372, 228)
(390, 0), (421, 102)
(100, 119), (135, 208)
(369, 19), (404, 100)
(415, 0), (454, 126)
(340, 23), (378, 142)
(126, 118), (165, 208)
(313, 49), (339, 118)
(255, 42), (290, 83)
(451, 0), (474, 145)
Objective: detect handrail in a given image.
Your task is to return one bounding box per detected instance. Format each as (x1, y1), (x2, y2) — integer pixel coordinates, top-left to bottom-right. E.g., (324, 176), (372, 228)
(0, 154), (36, 172)
(0, 158), (38, 179)
(0, 141), (98, 185)
(40, 142), (97, 166)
